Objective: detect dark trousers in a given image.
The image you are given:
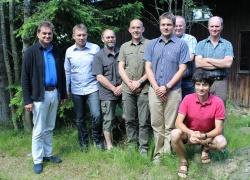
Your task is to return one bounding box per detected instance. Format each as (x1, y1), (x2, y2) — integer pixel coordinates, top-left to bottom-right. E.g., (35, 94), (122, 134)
(72, 91), (102, 147)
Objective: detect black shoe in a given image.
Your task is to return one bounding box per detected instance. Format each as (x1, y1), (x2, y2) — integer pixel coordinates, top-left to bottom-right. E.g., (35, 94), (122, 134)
(139, 148), (148, 157)
(33, 163), (43, 174)
(43, 156), (62, 163)
(80, 144), (89, 152)
(95, 142), (104, 150)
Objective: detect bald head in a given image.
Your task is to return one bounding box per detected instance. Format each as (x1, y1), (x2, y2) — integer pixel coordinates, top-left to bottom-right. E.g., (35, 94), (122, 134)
(208, 16), (223, 38)
(129, 19), (143, 28)
(208, 16), (223, 27)
(175, 16), (186, 37)
(128, 19), (144, 41)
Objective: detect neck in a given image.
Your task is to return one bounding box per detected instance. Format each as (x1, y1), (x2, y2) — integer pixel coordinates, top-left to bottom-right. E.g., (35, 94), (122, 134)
(39, 41), (50, 49)
(210, 35), (220, 43)
(198, 94), (209, 103)
(76, 43), (86, 49)
(106, 46), (115, 54)
(162, 34), (171, 42)
(132, 37), (142, 45)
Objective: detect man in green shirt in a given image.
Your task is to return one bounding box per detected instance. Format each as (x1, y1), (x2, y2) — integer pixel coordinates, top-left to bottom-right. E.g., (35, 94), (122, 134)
(118, 19), (151, 155)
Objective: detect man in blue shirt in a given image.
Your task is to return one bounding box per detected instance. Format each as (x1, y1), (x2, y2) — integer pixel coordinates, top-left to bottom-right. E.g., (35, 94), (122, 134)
(195, 16), (234, 103)
(64, 24), (103, 151)
(144, 12), (189, 164)
(22, 21), (67, 174)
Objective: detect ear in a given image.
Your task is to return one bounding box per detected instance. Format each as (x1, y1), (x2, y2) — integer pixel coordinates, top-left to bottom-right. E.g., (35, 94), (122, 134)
(141, 26), (145, 33)
(101, 36), (105, 43)
(128, 26), (133, 34)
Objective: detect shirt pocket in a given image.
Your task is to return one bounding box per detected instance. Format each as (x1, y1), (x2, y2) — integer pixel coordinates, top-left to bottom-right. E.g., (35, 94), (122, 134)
(103, 61), (113, 79)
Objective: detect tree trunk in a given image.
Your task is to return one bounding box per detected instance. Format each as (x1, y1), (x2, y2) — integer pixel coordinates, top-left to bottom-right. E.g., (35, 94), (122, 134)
(22, 0), (31, 53)
(0, 30), (10, 125)
(22, 0), (32, 132)
(0, 2), (18, 130)
(9, 0), (20, 84)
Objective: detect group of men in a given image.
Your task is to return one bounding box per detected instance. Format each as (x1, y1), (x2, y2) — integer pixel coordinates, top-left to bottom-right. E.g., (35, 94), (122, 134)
(21, 12), (233, 177)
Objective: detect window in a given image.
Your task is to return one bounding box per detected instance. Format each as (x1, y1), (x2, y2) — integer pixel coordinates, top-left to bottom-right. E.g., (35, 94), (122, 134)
(239, 31), (250, 73)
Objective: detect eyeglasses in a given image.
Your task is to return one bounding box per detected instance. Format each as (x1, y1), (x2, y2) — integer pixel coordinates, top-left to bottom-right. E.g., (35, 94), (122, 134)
(105, 36), (115, 39)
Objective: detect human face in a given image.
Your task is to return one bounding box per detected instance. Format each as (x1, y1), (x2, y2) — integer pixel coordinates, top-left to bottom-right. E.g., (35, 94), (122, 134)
(208, 17), (223, 38)
(175, 17), (185, 37)
(195, 81), (210, 98)
(37, 26), (53, 47)
(73, 29), (88, 48)
(160, 18), (175, 39)
(102, 30), (116, 49)
(128, 20), (144, 40)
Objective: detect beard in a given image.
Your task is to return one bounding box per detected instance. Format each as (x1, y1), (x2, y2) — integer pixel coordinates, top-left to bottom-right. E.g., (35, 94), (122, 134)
(106, 42), (115, 48)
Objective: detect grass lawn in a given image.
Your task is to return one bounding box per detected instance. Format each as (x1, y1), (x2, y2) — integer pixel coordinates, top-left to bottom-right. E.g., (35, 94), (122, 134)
(0, 107), (249, 179)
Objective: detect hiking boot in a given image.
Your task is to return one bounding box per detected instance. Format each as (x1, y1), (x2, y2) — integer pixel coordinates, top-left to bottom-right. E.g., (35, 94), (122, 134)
(43, 156), (62, 163)
(33, 163), (43, 174)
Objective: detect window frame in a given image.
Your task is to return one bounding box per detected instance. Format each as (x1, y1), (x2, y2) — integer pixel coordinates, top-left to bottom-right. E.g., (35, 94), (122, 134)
(238, 30), (250, 74)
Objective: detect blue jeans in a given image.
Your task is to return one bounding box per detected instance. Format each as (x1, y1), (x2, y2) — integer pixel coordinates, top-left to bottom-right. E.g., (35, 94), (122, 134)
(72, 91), (102, 146)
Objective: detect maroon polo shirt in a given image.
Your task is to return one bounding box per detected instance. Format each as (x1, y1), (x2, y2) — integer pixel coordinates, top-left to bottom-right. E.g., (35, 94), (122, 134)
(178, 93), (225, 132)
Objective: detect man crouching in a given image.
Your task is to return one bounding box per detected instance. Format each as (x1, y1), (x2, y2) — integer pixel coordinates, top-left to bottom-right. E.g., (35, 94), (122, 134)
(171, 68), (227, 178)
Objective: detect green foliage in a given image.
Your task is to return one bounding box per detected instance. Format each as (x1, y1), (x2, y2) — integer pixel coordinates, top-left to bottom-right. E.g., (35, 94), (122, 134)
(8, 85), (23, 126)
(17, 0), (144, 47)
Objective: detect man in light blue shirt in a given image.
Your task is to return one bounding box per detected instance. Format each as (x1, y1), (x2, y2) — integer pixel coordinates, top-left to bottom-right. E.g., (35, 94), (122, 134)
(175, 16), (197, 98)
(195, 16), (234, 103)
(64, 24), (103, 151)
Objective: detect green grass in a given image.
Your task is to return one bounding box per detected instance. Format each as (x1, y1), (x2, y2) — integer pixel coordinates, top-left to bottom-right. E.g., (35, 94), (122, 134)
(0, 109), (249, 179)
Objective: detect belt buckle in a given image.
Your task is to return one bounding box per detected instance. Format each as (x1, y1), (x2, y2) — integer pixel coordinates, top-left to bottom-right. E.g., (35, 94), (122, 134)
(45, 86), (55, 91)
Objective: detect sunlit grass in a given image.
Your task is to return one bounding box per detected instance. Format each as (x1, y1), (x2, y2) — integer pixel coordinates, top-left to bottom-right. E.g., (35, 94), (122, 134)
(0, 107), (249, 179)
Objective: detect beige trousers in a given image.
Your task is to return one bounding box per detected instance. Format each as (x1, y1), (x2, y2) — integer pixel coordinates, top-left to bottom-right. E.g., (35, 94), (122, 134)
(148, 87), (181, 158)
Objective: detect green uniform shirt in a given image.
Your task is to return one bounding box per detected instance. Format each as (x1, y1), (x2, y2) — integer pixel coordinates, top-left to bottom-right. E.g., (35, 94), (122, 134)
(118, 38), (149, 94)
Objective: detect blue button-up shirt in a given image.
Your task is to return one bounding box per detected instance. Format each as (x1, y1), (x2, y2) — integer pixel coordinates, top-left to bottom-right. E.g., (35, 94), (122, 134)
(64, 42), (100, 95)
(195, 36), (234, 77)
(43, 46), (57, 87)
(144, 35), (189, 90)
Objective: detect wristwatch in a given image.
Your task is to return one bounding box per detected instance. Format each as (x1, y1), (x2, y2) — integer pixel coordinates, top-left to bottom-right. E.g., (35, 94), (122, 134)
(165, 84), (171, 91)
(138, 79), (144, 85)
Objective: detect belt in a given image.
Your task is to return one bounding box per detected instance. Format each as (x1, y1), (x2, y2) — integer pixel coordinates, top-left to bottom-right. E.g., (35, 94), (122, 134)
(212, 76), (225, 81)
(45, 86), (56, 91)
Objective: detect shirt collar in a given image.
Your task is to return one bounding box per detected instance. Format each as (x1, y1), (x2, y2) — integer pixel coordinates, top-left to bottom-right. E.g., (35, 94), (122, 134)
(103, 46), (119, 56)
(195, 93), (212, 106)
(130, 37), (145, 46)
(206, 36), (223, 43)
(159, 34), (177, 43)
(73, 42), (91, 51)
(38, 42), (53, 51)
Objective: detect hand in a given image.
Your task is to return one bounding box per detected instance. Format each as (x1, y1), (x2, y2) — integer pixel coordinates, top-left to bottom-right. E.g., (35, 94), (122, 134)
(189, 136), (201, 144)
(113, 85), (122, 96)
(24, 104), (33, 112)
(189, 131), (202, 144)
(155, 86), (167, 98)
(131, 80), (141, 90)
(60, 99), (67, 104)
(159, 95), (168, 102)
(126, 80), (134, 91)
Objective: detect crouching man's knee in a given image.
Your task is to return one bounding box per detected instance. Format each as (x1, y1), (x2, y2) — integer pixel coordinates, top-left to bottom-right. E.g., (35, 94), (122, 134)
(213, 135), (227, 150)
(171, 129), (183, 144)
